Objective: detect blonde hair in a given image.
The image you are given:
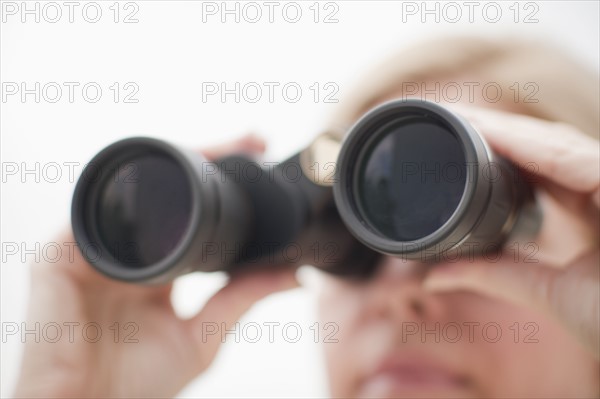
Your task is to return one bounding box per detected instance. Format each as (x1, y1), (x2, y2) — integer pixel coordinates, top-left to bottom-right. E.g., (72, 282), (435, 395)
(329, 36), (599, 140)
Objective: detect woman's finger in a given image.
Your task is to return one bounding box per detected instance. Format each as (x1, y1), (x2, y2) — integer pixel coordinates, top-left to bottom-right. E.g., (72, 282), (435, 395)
(201, 133), (266, 160)
(423, 257), (559, 312)
(450, 105), (600, 204)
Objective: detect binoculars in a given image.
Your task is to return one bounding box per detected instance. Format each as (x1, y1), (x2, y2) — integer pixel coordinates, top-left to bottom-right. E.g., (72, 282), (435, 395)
(71, 100), (541, 283)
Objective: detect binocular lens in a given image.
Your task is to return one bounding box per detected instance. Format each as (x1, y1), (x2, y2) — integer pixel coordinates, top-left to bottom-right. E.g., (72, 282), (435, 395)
(96, 154), (193, 268)
(72, 139), (213, 282)
(73, 137), (375, 283)
(334, 99), (540, 259)
(357, 117), (467, 241)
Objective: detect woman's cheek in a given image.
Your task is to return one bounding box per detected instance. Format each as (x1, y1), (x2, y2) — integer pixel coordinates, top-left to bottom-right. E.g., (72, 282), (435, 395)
(455, 295), (598, 397)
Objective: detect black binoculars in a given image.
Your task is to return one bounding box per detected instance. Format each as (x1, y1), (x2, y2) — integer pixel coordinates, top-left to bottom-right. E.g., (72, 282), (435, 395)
(71, 100), (541, 283)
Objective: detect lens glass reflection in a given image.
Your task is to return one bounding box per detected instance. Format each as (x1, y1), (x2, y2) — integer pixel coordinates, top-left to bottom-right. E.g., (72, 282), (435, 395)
(358, 118), (467, 241)
(96, 154), (192, 267)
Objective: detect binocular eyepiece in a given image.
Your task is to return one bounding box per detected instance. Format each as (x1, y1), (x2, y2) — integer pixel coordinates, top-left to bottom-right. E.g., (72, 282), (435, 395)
(71, 100), (541, 283)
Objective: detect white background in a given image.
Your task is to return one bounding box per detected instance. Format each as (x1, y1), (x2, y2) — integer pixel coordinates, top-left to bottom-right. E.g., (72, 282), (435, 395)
(1, 1), (599, 397)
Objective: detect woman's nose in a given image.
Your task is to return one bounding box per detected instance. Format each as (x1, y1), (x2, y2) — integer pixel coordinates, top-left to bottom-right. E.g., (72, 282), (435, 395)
(366, 256), (446, 322)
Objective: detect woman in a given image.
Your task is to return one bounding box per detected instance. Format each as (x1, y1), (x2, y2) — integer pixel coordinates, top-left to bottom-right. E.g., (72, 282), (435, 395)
(14, 37), (599, 398)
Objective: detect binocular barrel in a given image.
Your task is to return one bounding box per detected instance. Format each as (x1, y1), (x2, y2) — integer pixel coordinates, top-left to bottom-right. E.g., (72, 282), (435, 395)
(71, 138), (376, 283)
(71, 100), (541, 283)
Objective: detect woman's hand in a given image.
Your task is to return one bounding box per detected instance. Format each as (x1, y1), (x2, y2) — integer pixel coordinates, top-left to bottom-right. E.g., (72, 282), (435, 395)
(424, 107), (600, 359)
(14, 134), (298, 398)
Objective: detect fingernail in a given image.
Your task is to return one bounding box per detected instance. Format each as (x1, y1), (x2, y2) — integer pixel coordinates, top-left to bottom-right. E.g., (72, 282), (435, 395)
(280, 270), (300, 289)
(265, 269), (299, 290)
(295, 266), (323, 290)
(242, 133), (265, 147)
(224, 134), (265, 156)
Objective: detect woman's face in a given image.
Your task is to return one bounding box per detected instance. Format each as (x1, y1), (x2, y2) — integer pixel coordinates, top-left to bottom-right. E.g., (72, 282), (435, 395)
(319, 89), (599, 398)
(320, 255), (598, 398)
